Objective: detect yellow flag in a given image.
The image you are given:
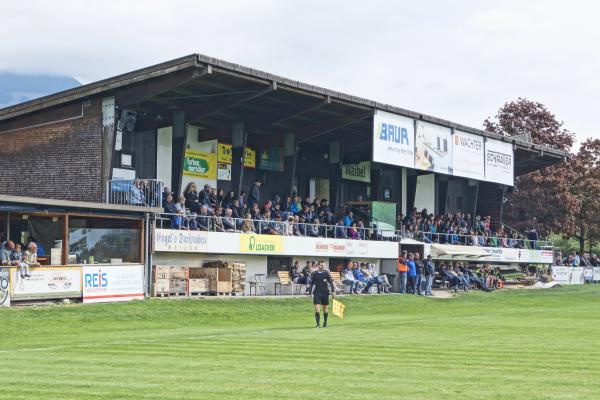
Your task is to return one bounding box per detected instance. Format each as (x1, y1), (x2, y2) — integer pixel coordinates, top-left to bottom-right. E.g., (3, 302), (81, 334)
(332, 299), (345, 319)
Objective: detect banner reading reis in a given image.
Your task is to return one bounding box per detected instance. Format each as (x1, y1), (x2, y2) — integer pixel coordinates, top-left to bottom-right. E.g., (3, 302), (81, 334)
(453, 130), (484, 180)
(415, 121), (453, 175)
(485, 138), (514, 186)
(372, 110), (414, 168)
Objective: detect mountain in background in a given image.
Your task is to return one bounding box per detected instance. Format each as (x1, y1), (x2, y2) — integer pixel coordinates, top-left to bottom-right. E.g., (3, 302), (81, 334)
(0, 72), (81, 109)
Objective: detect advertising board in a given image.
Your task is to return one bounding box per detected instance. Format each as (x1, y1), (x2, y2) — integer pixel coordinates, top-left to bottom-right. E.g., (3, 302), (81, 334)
(82, 264), (145, 303)
(372, 110), (414, 168)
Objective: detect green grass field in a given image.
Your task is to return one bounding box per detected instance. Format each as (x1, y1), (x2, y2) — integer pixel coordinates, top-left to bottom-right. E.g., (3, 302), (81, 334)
(1, 286), (599, 399)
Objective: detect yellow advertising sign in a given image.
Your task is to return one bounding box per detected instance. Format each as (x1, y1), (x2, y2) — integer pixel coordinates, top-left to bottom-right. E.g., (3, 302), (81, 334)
(239, 233), (283, 254)
(244, 147), (256, 168)
(217, 143), (233, 164)
(183, 150), (217, 180)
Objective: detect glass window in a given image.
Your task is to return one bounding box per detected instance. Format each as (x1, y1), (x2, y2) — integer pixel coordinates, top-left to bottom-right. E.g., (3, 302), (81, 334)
(266, 256), (292, 276)
(68, 217), (141, 264)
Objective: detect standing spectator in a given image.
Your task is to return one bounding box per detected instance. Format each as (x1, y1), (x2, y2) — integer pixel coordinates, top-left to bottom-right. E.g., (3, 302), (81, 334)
(397, 251), (408, 294)
(247, 180), (262, 208)
(129, 180), (146, 206)
(223, 190), (236, 209)
(423, 255), (435, 296)
(414, 252), (424, 295)
(301, 261), (313, 294)
(348, 222), (359, 239)
(527, 228), (539, 249)
(173, 196), (188, 230)
(183, 182), (201, 213)
(406, 253), (417, 294)
(343, 210), (354, 227)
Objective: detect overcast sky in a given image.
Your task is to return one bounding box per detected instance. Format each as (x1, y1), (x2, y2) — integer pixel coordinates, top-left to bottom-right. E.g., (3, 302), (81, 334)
(2, 0), (598, 146)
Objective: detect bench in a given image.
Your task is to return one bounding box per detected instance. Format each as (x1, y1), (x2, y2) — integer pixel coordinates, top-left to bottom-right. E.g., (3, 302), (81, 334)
(274, 271), (304, 295)
(329, 272), (346, 294)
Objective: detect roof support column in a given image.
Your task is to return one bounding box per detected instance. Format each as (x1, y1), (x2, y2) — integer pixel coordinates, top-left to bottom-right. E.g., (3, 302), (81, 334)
(101, 97), (116, 203)
(171, 111), (187, 196)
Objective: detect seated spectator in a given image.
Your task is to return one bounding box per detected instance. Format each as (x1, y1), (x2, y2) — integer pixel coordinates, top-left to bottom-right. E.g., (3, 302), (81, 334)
(222, 208), (237, 232)
(282, 195), (293, 213)
(27, 236), (45, 257)
(284, 216), (295, 236)
(241, 214), (256, 234)
(22, 242), (41, 271)
(297, 215), (307, 236)
(290, 195), (301, 214)
(352, 262), (373, 294)
(197, 205), (212, 231)
(356, 220), (367, 240)
(307, 218), (321, 237)
(367, 263), (391, 293)
(10, 243), (30, 278)
(231, 199), (243, 219)
(0, 240), (15, 265)
(250, 203), (261, 220)
(188, 214), (200, 230)
(162, 186), (172, 207)
(301, 261), (313, 294)
(342, 263), (364, 294)
(213, 207), (226, 232)
(272, 203), (283, 220)
(334, 218), (347, 239)
(348, 222), (359, 239)
(216, 189), (225, 208)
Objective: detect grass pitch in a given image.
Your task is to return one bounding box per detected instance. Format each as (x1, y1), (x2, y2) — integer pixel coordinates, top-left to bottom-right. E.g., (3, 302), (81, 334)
(0, 286), (599, 399)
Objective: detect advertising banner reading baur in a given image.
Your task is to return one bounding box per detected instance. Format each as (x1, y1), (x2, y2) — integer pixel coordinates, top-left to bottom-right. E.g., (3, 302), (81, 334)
(372, 110), (414, 168)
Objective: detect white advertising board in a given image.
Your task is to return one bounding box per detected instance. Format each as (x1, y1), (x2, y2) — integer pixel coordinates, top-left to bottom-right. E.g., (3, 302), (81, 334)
(593, 267), (600, 281)
(551, 266), (570, 284)
(415, 121), (453, 175)
(10, 267), (82, 300)
(433, 246), (554, 264)
(570, 267), (584, 285)
(82, 264), (145, 303)
(372, 110), (415, 168)
(153, 229), (399, 259)
(485, 138), (514, 186)
(452, 130), (485, 180)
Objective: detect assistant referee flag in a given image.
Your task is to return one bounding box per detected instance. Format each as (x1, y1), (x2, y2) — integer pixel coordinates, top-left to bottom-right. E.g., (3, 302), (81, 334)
(332, 299), (345, 319)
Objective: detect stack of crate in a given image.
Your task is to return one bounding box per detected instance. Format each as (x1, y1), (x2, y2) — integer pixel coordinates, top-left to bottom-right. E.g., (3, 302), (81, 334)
(188, 268), (210, 295)
(153, 265), (170, 296)
(169, 266), (189, 295)
(203, 260), (246, 295)
(230, 262), (246, 295)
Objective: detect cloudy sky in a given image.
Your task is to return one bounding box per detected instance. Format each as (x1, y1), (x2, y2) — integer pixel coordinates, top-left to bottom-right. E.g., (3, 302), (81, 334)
(1, 0), (598, 145)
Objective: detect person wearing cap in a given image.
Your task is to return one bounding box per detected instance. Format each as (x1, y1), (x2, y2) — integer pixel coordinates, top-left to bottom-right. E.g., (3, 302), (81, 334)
(423, 255), (435, 296)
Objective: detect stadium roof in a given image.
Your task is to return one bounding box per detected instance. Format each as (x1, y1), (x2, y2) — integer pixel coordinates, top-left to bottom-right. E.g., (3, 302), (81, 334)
(0, 53), (567, 175)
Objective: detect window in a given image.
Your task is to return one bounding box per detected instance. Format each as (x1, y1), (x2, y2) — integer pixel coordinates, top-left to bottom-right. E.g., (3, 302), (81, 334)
(266, 256), (292, 276)
(68, 217), (141, 264)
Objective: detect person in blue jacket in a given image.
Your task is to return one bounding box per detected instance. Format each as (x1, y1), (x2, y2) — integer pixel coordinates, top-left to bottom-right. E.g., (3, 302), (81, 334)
(352, 262), (373, 294)
(406, 253), (417, 294)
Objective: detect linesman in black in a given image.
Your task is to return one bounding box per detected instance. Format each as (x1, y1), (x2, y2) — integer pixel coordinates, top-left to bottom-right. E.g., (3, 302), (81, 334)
(309, 261), (335, 328)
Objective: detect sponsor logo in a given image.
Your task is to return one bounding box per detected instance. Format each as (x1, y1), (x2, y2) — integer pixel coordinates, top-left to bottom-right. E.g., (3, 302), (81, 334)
(84, 270), (108, 288)
(342, 162), (370, 182)
(240, 234), (283, 253)
(487, 150), (512, 166)
(315, 242), (346, 253)
(454, 134), (482, 150)
(377, 122), (410, 145)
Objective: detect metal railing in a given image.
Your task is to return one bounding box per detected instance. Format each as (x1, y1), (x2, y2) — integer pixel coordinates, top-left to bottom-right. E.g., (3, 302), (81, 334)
(106, 179), (164, 208)
(155, 212), (553, 249)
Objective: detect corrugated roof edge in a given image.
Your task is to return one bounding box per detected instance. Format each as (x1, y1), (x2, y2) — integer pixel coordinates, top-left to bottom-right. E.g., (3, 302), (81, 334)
(0, 52), (568, 159)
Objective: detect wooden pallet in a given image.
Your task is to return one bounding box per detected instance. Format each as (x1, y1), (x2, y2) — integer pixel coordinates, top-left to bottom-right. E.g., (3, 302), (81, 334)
(188, 291), (210, 297)
(154, 291), (187, 298)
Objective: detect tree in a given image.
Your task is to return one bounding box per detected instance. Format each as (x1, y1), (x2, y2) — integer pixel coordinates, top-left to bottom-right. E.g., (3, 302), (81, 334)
(484, 97), (575, 152)
(484, 98), (577, 237)
(483, 98), (600, 254)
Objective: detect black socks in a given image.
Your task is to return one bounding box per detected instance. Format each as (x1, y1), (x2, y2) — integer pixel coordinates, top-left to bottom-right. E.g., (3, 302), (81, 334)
(323, 312), (328, 327)
(315, 312), (320, 326)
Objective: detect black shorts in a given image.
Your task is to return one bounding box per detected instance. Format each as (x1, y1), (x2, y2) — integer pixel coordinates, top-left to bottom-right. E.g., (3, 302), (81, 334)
(313, 292), (330, 305)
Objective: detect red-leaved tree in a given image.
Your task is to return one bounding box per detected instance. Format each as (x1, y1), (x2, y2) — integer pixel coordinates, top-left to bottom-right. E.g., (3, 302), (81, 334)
(483, 98), (600, 253)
